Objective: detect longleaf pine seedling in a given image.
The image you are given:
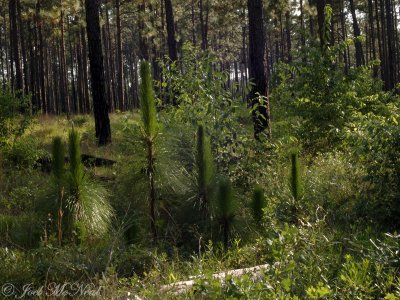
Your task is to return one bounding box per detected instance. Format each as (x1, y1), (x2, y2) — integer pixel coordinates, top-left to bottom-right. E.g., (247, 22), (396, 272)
(217, 178), (237, 251)
(196, 124), (214, 217)
(67, 129), (113, 243)
(251, 186), (266, 225)
(52, 137), (66, 245)
(290, 148), (303, 202)
(139, 60), (158, 241)
(290, 148), (303, 223)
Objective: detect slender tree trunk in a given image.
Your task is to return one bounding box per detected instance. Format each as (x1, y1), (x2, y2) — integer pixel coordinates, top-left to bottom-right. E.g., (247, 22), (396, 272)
(17, 0), (28, 96)
(76, 36), (84, 114)
(36, 0), (47, 112)
(349, 0), (365, 66)
(247, 0), (270, 138)
(0, 13), (5, 88)
(80, 26), (90, 113)
(138, 1), (149, 60)
(191, 0), (196, 46)
(340, 0), (349, 74)
(300, 0), (306, 48)
(28, 22), (38, 111)
(379, 0), (390, 89)
(285, 10), (292, 63)
(59, 0), (70, 114)
(385, 0), (395, 89)
(164, 0), (178, 61)
(116, 0), (125, 111)
(9, 0), (23, 93)
(1, 10), (7, 88)
(375, 0), (384, 84)
(368, 0), (377, 61)
(316, 0), (327, 49)
(199, 0), (209, 50)
(105, 7), (116, 112)
(67, 20), (77, 114)
(85, 0), (111, 145)
(102, 23), (113, 113)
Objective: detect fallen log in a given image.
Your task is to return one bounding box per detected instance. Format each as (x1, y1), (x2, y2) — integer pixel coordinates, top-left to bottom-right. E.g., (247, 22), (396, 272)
(160, 264), (270, 295)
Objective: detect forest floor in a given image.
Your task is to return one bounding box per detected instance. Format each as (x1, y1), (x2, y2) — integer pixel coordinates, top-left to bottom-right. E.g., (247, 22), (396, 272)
(1, 113), (400, 299)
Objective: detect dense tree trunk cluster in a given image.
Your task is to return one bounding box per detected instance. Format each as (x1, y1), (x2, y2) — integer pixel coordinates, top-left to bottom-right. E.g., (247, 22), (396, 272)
(1, 0), (400, 133)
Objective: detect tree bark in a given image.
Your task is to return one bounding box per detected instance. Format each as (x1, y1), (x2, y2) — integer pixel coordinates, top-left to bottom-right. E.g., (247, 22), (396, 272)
(17, 0), (28, 96)
(164, 0), (178, 61)
(285, 10), (292, 63)
(80, 26), (90, 113)
(9, 0), (23, 93)
(36, 0), (47, 112)
(385, 0), (396, 89)
(59, 0), (70, 114)
(116, 0), (125, 110)
(349, 0), (365, 66)
(138, 1), (149, 60)
(247, 0), (270, 138)
(316, 0), (327, 49)
(300, 0), (306, 48)
(85, 0), (111, 145)
(199, 0), (209, 50)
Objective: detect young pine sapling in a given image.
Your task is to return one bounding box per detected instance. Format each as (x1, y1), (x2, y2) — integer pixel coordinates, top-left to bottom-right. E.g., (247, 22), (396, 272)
(216, 178), (237, 251)
(51, 137), (66, 245)
(196, 124), (214, 218)
(67, 129), (113, 242)
(251, 186), (266, 225)
(290, 148), (303, 222)
(139, 61), (158, 241)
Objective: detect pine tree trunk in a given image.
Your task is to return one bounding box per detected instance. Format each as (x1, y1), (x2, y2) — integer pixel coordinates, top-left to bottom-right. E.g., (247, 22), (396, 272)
(385, 0), (396, 89)
(85, 0), (111, 145)
(17, 0), (28, 96)
(102, 21), (113, 113)
(80, 26), (90, 113)
(105, 7), (116, 112)
(199, 0), (209, 50)
(285, 10), (292, 63)
(191, 0), (196, 46)
(1, 11), (6, 88)
(9, 0), (23, 93)
(349, 0), (365, 66)
(138, 1), (149, 60)
(116, 0), (125, 111)
(316, 0), (327, 49)
(164, 0), (178, 61)
(300, 0), (306, 48)
(36, 0), (47, 112)
(59, 0), (70, 114)
(247, 0), (270, 138)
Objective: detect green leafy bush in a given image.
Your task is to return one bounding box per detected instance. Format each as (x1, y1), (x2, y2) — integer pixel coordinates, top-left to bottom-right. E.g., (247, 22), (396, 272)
(345, 104), (400, 228)
(0, 86), (31, 144)
(271, 46), (382, 150)
(1, 136), (46, 169)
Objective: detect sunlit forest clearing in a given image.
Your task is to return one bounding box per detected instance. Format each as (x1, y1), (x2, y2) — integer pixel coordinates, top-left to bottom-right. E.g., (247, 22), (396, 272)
(1, 0), (400, 298)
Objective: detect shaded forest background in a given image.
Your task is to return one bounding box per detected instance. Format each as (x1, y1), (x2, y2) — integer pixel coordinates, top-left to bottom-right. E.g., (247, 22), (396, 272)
(2, 0), (400, 115)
